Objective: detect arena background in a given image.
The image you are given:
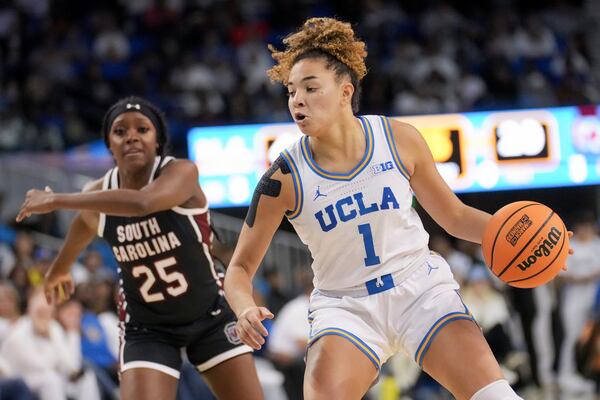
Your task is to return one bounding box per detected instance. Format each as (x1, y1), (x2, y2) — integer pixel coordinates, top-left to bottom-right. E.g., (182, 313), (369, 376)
(0, 0), (599, 399)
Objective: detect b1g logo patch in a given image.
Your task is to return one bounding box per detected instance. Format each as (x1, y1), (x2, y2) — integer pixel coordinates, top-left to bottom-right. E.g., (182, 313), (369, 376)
(224, 322), (242, 345)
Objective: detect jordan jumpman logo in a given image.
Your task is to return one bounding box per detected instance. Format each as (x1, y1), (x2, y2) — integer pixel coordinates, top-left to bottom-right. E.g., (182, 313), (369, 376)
(313, 186), (327, 201)
(427, 262), (439, 275)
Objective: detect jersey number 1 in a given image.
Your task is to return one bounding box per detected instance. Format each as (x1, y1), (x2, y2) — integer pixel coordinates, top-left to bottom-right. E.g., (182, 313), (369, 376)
(358, 223), (380, 267)
(132, 256), (189, 303)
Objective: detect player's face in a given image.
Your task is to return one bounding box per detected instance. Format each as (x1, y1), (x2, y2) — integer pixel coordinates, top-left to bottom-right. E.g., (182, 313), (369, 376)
(287, 58), (348, 136)
(108, 112), (158, 168)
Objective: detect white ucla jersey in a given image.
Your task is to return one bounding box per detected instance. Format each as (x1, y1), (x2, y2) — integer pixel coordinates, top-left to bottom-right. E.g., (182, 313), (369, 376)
(281, 115), (430, 291)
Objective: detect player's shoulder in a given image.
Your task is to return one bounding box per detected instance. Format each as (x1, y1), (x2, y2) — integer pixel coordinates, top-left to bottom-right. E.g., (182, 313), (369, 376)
(386, 118), (421, 139)
(269, 153), (295, 179)
(160, 157), (197, 174)
(386, 117), (427, 149)
(154, 158), (200, 187)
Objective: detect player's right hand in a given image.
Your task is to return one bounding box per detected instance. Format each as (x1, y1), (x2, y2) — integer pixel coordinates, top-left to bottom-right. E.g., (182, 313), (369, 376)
(16, 186), (55, 222)
(236, 306), (274, 350)
(43, 271), (75, 305)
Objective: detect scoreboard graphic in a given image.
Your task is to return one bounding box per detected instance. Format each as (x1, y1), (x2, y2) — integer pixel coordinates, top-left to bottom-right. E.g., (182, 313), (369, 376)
(187, 105), (600, 208)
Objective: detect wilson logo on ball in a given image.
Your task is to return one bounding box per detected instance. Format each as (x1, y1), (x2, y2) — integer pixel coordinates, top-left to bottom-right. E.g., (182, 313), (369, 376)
(516, 227), (562, 271)
(505, 214), (533, 246)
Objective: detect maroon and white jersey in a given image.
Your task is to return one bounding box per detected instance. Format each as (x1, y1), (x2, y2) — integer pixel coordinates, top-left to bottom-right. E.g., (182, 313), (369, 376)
(98, 156), (222, 325)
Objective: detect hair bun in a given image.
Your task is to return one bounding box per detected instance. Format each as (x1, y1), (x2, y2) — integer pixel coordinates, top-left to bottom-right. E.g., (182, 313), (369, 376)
(268, 17), (367, 83)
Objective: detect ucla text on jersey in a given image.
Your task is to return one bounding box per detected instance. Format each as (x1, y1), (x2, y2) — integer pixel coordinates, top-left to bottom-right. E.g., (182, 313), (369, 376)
(314, 187), (399, 232)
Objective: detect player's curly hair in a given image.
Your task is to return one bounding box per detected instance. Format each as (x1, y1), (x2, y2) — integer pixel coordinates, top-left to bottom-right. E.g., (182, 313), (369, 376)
(267, 17), (367, 113)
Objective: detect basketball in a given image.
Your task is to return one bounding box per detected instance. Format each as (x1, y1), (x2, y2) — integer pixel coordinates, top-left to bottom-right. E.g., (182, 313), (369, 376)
(482, 201), (569, 288)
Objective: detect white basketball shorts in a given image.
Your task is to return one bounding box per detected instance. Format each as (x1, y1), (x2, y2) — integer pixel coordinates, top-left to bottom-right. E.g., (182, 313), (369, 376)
(307, 252), (475, 371)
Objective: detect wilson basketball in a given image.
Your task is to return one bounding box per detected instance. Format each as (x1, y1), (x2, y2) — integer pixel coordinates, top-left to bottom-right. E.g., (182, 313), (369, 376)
(482, 201), (569, 288)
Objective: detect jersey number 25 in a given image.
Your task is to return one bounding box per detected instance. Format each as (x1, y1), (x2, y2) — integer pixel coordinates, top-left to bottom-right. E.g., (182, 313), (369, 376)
(132, 256), (189, 303)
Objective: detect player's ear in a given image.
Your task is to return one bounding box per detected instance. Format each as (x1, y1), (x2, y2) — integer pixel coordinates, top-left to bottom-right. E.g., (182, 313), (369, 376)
(341, 81), (354, 107)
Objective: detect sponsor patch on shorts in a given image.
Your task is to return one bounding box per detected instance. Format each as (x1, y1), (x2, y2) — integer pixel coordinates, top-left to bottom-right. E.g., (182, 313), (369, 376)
(224, 322), (241, 345)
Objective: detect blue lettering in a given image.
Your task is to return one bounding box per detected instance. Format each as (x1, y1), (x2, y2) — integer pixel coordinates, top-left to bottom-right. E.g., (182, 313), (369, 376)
(315, 205), (337, 232)
(372, 161), (394, 174)
(353, 192), (378, 215)
(380, 187), (399, 210)
(315, 187), (401, 231)
(335, 196), (357, 222)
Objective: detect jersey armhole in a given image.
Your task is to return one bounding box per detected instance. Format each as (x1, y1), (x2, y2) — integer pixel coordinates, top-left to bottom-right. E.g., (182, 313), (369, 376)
(160, 156), (175, 168)
(97, 169), (112, 237)
(281, 150), (303, 220)
(380, 116), (410, 181)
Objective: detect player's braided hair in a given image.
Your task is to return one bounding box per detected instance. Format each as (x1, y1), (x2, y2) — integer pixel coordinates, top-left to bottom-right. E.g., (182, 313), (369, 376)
(267, 17), (367, 113)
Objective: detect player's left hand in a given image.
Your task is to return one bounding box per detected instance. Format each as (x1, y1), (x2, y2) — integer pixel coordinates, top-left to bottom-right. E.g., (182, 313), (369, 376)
(43, 269), (74, 305)
(16, 186), (55, 222)
(236, 306), (274, 350)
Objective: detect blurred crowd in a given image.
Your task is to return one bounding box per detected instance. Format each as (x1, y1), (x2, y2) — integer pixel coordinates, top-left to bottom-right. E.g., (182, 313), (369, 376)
(0, 0), (597, 153)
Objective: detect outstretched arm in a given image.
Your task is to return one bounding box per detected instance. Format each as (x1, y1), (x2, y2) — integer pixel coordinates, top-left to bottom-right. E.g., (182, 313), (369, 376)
(17, 159), (200, 221)
(389, 119), (491, 243)
(224, 156), (295, 349)
(43, 180), (101, 304)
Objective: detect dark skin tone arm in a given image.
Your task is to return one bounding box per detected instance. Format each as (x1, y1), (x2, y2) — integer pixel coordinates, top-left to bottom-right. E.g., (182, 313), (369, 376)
(43, 179), (101, 304)
(16, 159), (203, 220)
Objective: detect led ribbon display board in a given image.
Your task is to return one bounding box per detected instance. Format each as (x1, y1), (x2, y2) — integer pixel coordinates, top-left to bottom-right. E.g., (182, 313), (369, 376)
(187, 105), (600, 208)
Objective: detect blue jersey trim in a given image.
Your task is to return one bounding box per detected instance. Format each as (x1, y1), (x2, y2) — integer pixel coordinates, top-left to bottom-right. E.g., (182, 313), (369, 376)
(414, 311), (474, 367)
(381, 116), (410, 181)
(281, 150), (303, 220)
(309, 327), (380, 370)
(300, 116), (374, 181)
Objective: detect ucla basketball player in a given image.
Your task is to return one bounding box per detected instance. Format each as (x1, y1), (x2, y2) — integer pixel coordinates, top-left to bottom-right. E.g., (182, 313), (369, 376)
(224, 18), (523, 400)
(17, 96), (263, 400)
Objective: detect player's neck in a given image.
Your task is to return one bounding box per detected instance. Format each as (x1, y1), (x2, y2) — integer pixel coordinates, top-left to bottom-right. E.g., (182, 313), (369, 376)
(310, 115), (364, 164)
(118, 163), (154, 190)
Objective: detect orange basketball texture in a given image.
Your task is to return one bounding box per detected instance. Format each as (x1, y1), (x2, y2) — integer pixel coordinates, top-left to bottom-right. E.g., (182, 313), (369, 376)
(482, 201), (569, 288)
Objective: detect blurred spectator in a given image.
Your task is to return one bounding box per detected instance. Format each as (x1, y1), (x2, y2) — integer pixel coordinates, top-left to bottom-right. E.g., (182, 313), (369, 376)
(268, 268), (313, 400)
(262, 268), (290, 316)
(513, 15), (557, 60)
(29, 247), (55, 287)
(429, 235), (472, 285)
(0, 281), (20, 343)
(72, 249), (115, 286)
(248, 280), (287, 399)
(0, 240), (15, 280)
(1, 289), (101, 400)
(461, 268), (518, 383)
(9, 230), (35, 274)
(7, 230), (36, 305)
(76, 280), (120, 400)
(92, 14), (131, 63)
(557, 212), (600, 395)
